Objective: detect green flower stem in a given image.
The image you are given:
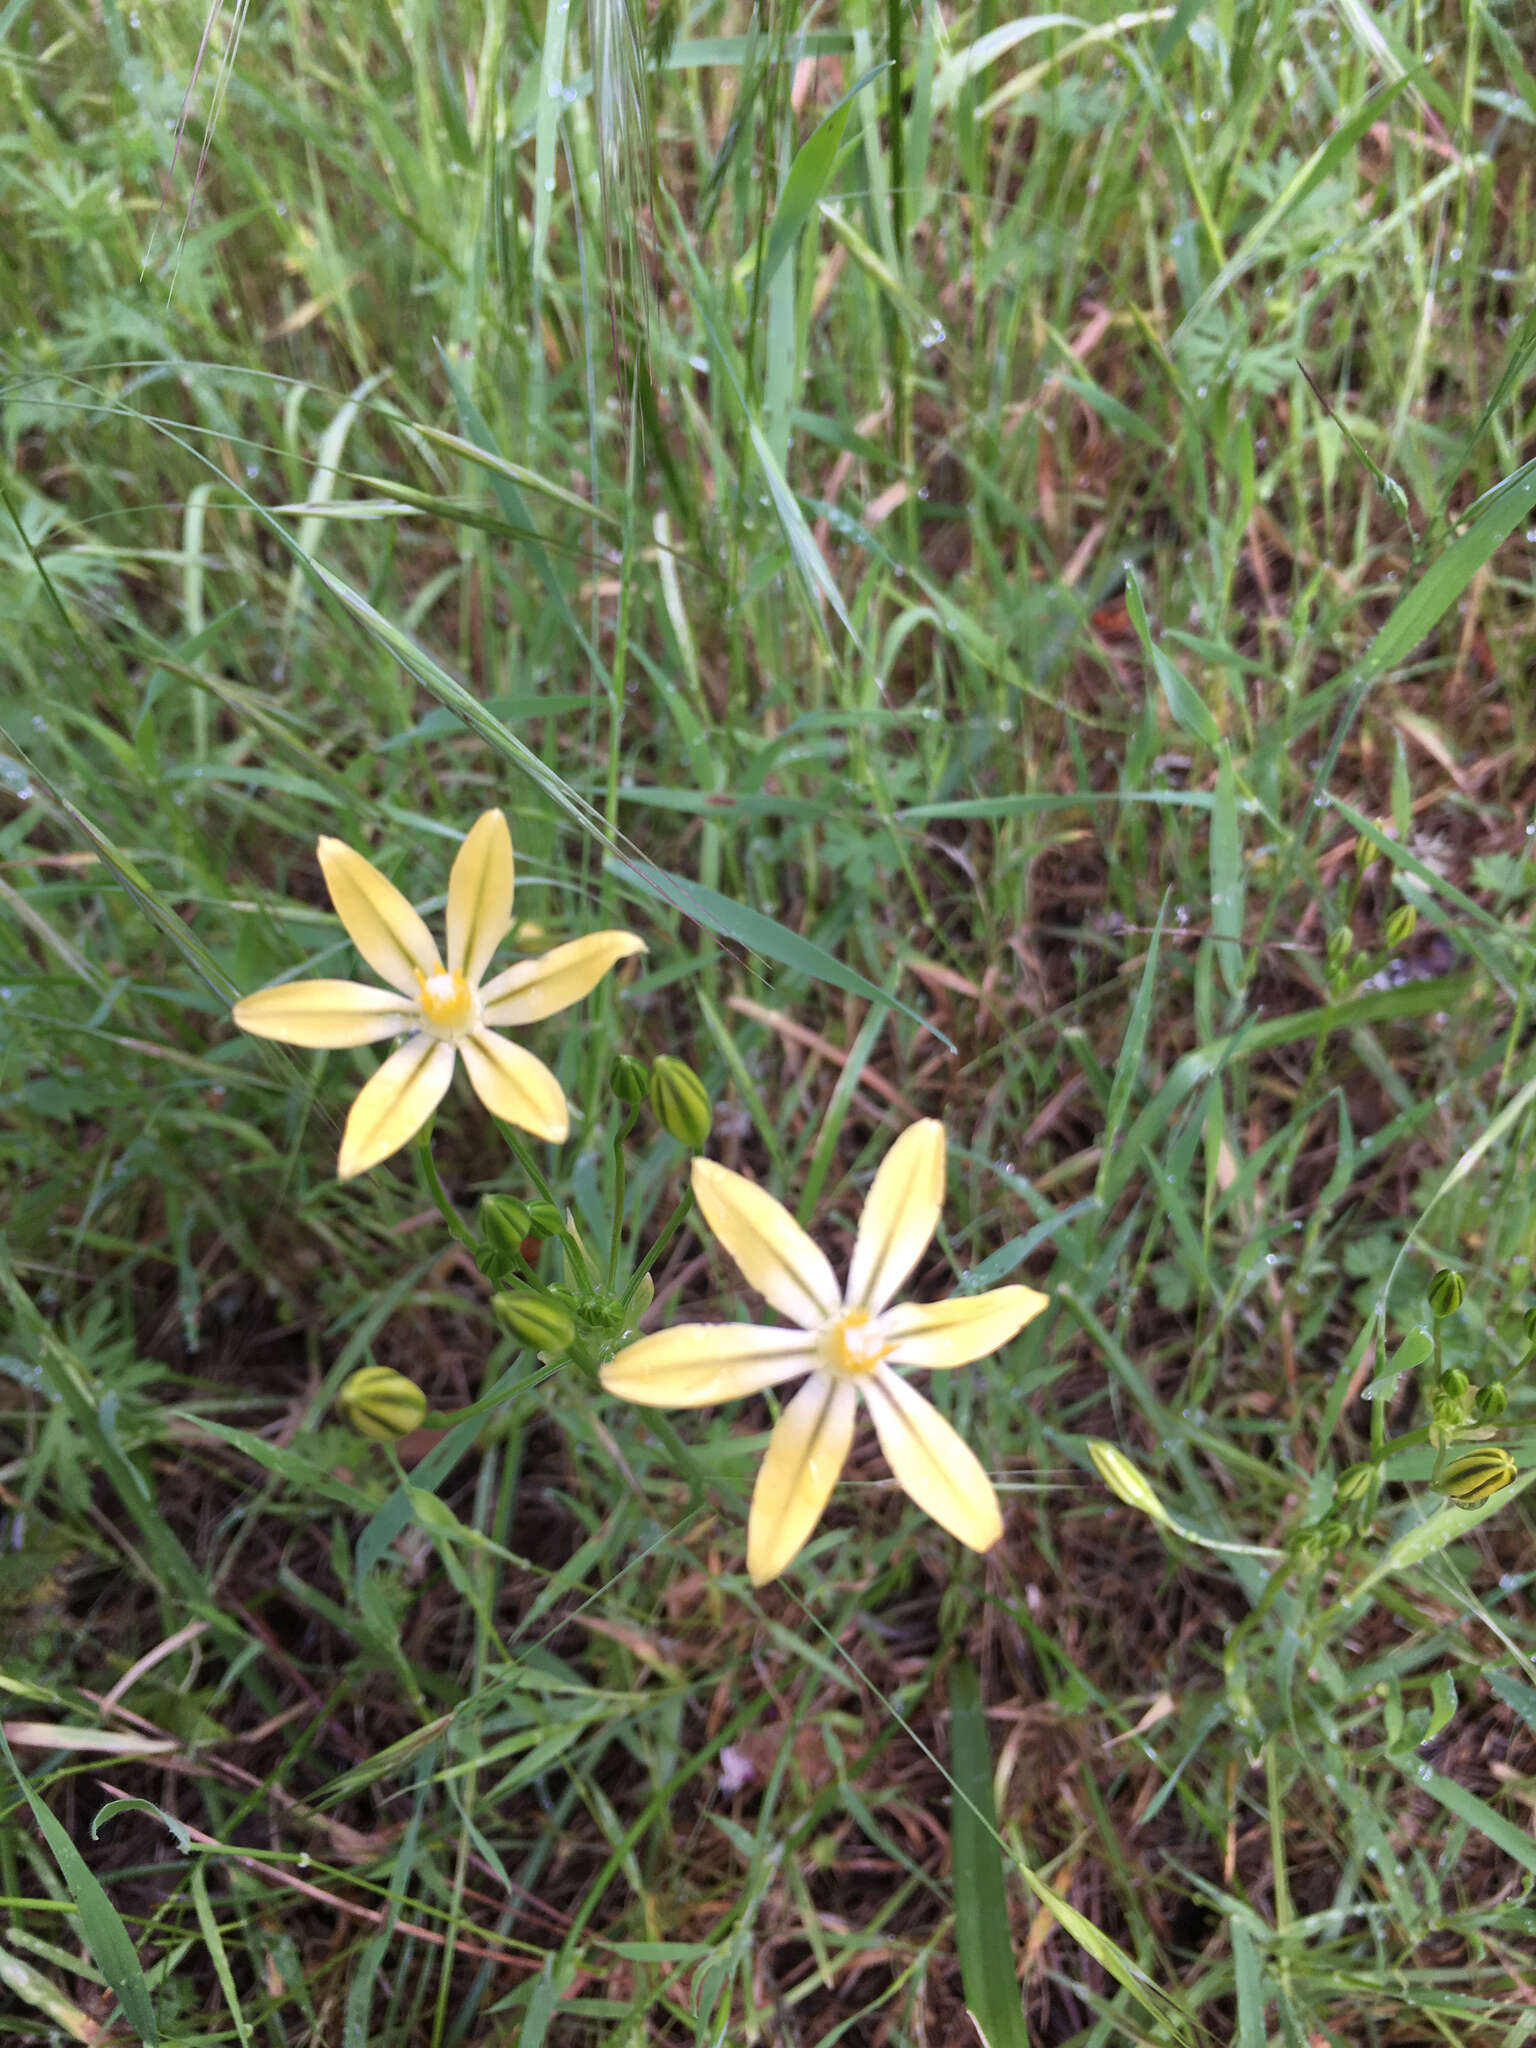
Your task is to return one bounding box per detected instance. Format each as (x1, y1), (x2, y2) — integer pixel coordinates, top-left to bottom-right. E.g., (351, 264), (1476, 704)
(621, 1186), (695, 1312)
(416, 1131), (477, 1252)
(608, 1103), (640, 1288)
(500, 1123), (560, 1207)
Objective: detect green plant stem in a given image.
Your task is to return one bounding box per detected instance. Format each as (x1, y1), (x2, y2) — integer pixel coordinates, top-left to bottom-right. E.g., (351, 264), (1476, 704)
(621, 1185), (695, 1310)
(416, 1131), (477, 1251)
(607, 1104), (639, 1286)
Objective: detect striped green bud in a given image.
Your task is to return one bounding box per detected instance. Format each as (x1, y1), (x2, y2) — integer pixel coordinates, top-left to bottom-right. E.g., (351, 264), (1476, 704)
(525, 1200), (565, 1239)
(1427, 1269), (1465, 1318)
(1326, 927), (1354, 973)
(1383, 903), (1417, 950)
(1437, 1367), (1470, 1401)
(477, 1195), (533, 1281)
(1474, 1381), (1509, 1423)
(610, 1053), (649, 1106)
(492, 1289), (577, 1355)
(337, 1366), (428, 1442)
(1433, 1446), (1518, 1508)
(649, 1056), (712, 1150)
(1523, 1305), (1536, 1345)
(1335, 1462), (1373, 1503)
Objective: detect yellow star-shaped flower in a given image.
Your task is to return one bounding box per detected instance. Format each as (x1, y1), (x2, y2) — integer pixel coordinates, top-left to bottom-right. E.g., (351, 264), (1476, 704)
(232, 810), (645, 1177)
(601, 1121), (1048, 1583)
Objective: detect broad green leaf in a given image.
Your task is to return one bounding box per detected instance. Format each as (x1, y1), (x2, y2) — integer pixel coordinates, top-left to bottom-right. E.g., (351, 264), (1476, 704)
(758, 80), (868, 296)
(1124, 567), (1218, 745)
(0, 1731), (159, 2044)
(610, 854), (950, 1049)
(1353, 457), (1536, 682)
(949, 1660), (1028, 2048)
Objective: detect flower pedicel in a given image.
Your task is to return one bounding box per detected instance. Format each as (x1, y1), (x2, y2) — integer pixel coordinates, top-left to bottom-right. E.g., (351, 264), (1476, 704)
(233, 809), (645, 1176)
(602, 1120), (1048, 1583)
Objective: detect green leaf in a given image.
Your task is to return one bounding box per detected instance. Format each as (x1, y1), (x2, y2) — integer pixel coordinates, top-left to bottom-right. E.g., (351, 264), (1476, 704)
(1171, 72), (1415, 348)
(1124, 567), (1218, 745)
(1211, 744), (1244, 994)
(0, 1730), (159, 2044)
(1361, 1326), (1433, 1402)
(609, 854), (951, 1050)
(1232, 1920), (1265, 2048)
(1361, 456), (1536, 684)
(1488, 1670), (1536, 1734)
(1096, 892), (1168, 1203)
(948, 1660), (1028, 2048)
(758, 79), (869, 296)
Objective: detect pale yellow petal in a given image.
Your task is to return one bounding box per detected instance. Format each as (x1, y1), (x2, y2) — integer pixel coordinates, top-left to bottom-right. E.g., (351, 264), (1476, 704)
(600, 1324), (815, 1408)
(845, 1120), (946, 1314)
(880, 1285), (1050, 1369)
(337, 1034), (456, 1179)
(232, 979), (415, 1049)
(861, 1367), (1003, 1553)
(690, 1157), (841, 1330)
(318, 836), (441, 996)
(459, 1029), (569, 1141)
(446, 809), (515, 987)
(480, 930), (648, 1026)
(746, 1372), (857, 1585)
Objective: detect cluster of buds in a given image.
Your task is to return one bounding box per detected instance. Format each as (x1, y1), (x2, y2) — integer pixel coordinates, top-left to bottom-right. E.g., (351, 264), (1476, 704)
(610, 1053), (713, 1151)
(328, 1054), (713, 1446)
(1324, 1269), (1527, 1532)
(1322, 829), (1420, 998)
(1423, 1270), (1523, 1506)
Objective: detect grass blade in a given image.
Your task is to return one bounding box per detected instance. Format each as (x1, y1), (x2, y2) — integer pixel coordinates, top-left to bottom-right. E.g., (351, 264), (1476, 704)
(948, 1659), (1027, 2048)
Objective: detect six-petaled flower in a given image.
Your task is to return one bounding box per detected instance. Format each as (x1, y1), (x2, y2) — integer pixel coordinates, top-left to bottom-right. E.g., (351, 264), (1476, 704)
(601, 1121), (1048, 1584)
(232, 809), (645, 1177)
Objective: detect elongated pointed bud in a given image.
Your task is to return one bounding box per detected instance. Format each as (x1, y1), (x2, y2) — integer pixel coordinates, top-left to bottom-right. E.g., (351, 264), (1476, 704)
(1086, 1440), (1172, 1527)
(337, 1365), (428, 1442)
(1433, 1446), (1518, 1508)
(1326, 927), (1354, 974)
(491, 1289), (577, 1355)
(1383, 903), (1417, 950)
(1427, 1269), (1465, 1318)
(649, 1056), (712, 1150)
(610, 1053), (649, 1106)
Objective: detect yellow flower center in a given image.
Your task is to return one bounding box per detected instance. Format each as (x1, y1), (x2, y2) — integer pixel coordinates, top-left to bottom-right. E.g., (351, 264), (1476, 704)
(816, 1307), (891, 1379)
(416, 967), (476, 1037)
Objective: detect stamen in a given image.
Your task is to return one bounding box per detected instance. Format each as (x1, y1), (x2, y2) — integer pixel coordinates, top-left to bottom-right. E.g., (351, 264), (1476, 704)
(816, 1307), (891, 1379)
(416, 967), (476, 1036)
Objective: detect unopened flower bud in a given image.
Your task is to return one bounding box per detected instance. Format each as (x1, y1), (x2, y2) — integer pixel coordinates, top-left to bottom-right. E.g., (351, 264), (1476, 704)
(525, 1200), (565, 1239)
(1356, 825), (1388, 874)
(1335, 1462), (1373, 1503)
(1523, 1305), (1536, 1345)
(492, 1289), (577, 1355)
(610, 1053), (649, 1106)
(1474, 1381), (1509, 1423)
(1433, 1446), (1518, 1508)
(477, 1195), (533, 1280)
(649, 1056), (712, 1150)
(337, 1365), (428, 1442)
(1437, 1366), (1470, 1401)
(1384, 903), (1417, 950)
(1326, 927), (1354, 973)
(1427, 1269), (1465, 1318)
